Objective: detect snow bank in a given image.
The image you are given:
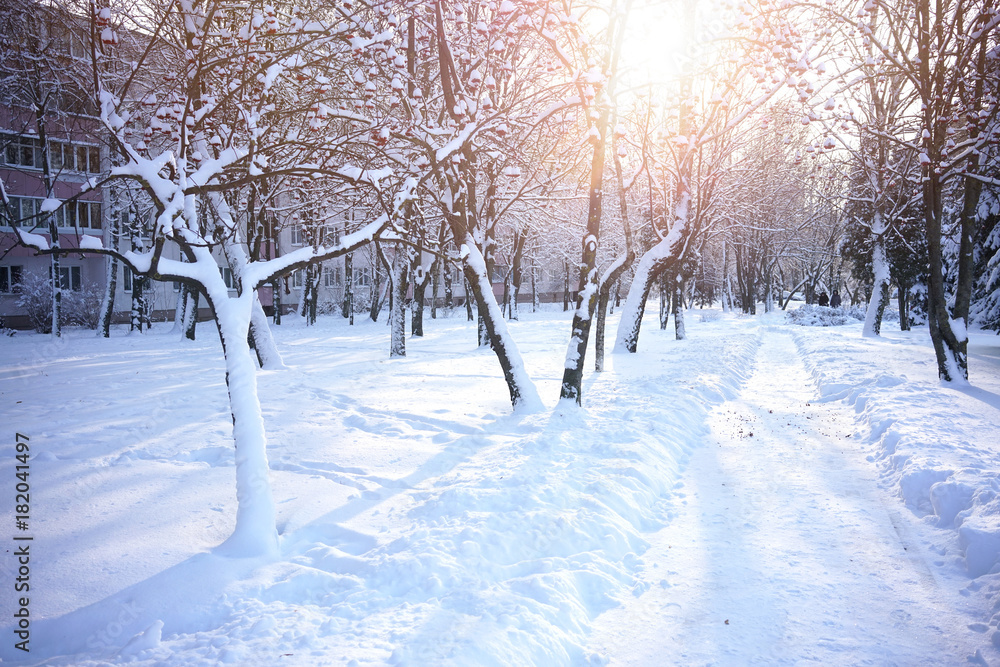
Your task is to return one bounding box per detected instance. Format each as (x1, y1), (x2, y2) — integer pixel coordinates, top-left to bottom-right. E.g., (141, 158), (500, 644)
(790, 324), (1000, 586)
(785, 304), (865, 327)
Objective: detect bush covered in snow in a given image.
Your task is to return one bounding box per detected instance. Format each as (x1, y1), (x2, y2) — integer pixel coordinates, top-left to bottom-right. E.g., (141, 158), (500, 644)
(698, 309), (723, 322)
(785, 304), (866, 327)
(16, 271), (104, 332)
(16, 272), (53, 332)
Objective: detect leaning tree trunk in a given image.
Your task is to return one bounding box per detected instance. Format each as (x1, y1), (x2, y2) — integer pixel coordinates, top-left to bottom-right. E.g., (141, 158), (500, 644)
(613, 186), (692, 355)
(594, 162), (634, 373)
(459, 236), (542, 411)
(614, 250), (673, 353)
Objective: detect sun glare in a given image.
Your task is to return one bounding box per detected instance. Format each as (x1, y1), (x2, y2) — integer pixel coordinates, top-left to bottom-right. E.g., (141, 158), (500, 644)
(621, 2), (695, 90)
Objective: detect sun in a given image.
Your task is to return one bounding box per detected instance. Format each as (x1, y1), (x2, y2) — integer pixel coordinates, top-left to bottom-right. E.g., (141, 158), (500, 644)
(619, 1), (694, 90)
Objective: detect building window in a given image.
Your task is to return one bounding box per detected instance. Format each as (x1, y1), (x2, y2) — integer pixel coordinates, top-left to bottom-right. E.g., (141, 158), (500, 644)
(48, 22), (87, 59)
(0, 265), (23, 293)
(122, 265), (132, 292)
(0, 135), (101, 173)
(6, 197), (41, 227)
(57, 200), (102, 229)
(54, 266), (81, 291)
(353, 267), (371, 287)
(291, 269), (303, 289)
(50, 142), (101, 174)
(88, 202), (102, 229)
(4, 197), (101, 229)
(491, 265), (509, 283)
(2, 135), (43, 169)
(324, 264), (341, 287)
(3, 137), (98, 173)
(219, 267), (235, 290)
(290, 225), (304, 246)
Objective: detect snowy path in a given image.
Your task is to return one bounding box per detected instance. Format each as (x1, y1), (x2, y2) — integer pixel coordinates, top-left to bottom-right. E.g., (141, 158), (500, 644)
(589, 329), (979, 665)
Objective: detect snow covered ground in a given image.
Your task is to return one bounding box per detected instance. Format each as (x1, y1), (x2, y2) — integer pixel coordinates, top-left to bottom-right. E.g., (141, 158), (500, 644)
(1, 305), (998, 665)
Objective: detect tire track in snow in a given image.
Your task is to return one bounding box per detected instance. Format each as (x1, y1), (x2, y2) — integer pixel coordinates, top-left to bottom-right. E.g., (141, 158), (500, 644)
(588, 329), (980, 665)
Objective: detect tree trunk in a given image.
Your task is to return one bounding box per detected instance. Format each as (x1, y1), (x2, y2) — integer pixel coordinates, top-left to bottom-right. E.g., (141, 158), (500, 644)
(98, 255), (118, 337)
(897, 279), (910, 332)
(249, 294), (283, 369)
(501, 275), (510, 318)
(307, 264), (319, 325)
(659, 274), (669, 330)
(210, 292), (278, 556)
(183, 287), (200, 340)
(430, 256), (440, 320)
(444, 263), (454, 311)
(763, 270), (774, 313)
(562, 259), (570, 311)
(464, 277), (474, 321)
(720, 239), (730, 313)
(173, 285), (185, 333)
(595, 149), (636, 372)
(614, 252), (673, 353)
(674, 276), (686, 340)
(390, 248), (408, 357)
(411, 248), (431, 337)
(369, 256), (383, 322)
(531, 264), (538, 313)
(461, 238), (541, 411)
(271, 279), (282, 325)
(863, 216), (891, 338)
(342, 252), (353, 320)
(131, 272), (145, 333)
(560, 151), (608, 402)
(508, 229), (526, 322)
(211, 199), (284, 367)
